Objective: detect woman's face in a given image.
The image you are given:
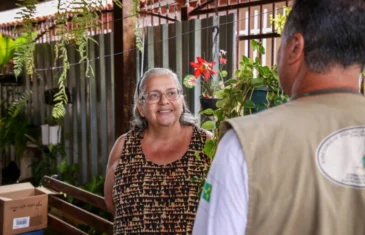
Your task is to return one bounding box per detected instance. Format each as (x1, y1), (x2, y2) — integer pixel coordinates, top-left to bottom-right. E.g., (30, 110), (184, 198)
(137, 74), (184, 129)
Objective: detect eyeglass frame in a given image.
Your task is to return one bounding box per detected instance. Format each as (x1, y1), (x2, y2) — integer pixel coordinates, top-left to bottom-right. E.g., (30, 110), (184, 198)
(139, 88), (183, 104)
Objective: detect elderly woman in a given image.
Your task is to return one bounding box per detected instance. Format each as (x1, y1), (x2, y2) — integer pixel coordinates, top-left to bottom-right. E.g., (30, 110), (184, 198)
(104, 67), (213, 234)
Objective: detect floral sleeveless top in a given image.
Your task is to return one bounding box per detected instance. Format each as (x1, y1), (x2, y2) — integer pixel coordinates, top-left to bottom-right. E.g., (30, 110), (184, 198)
(112, 126), (211, 234)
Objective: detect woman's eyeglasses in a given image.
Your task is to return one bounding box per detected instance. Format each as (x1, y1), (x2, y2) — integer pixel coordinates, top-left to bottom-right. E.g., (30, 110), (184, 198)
(141, 88), (182, 104)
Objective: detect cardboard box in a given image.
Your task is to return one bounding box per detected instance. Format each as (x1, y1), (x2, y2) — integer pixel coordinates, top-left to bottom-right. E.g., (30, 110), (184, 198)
(0, 183), (53, 235)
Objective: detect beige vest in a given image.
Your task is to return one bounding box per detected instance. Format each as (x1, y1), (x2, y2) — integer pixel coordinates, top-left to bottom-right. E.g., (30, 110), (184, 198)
(222, 93), (365, 235)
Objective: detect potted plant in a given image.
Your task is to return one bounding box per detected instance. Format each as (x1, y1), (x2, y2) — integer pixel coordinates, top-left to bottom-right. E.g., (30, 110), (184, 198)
(200, 40), (289, 158)
(183, 50), (228, 110)
(41, 117), (63, 146)
(0, 34), (21, 85)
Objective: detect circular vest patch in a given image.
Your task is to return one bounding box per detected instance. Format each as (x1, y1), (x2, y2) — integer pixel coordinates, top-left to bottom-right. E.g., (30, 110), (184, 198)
(316, 126), (365, 189)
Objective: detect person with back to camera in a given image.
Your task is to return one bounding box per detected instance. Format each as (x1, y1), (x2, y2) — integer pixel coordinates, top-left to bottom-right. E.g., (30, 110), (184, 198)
(193, 0), (365, 234)
(104, 67), (213, 234)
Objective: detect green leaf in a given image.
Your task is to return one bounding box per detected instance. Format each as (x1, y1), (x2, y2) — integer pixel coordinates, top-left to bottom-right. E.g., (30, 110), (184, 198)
(251, 78), (264, 87)
(203, 139), (216, 159)
(241, 55), (250, 64)
(214, 109), (224, 121)
(226, 79), (237, 85)
(251, 39), (260, 50)
(214, 89), (225, 99)
(202, 108), (214, 115)
(259, 45), (265, 54)
(258, 66), (271, 76)
(220, 70), (228, 78)
(216, 100), (223, 108)
(243, 99), (256, 108)
(201, 121), (215, 130)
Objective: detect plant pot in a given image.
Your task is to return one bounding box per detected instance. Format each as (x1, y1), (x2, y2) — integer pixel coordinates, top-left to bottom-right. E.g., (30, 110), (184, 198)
(251, 88), (268, 113)
(200, 96), (221, 111)
(44, 87), (72, 105)
(41, 124), (61, 145)
(0, 73), (21, 86)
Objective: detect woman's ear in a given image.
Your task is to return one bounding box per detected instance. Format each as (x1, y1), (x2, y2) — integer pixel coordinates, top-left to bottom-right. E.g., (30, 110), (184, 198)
(287, 32), (305, 65)
(137, 102), (144, 117)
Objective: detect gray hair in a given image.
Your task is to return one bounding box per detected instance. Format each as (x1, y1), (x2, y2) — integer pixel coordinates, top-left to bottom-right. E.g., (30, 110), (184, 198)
(131, 68), (197, 132)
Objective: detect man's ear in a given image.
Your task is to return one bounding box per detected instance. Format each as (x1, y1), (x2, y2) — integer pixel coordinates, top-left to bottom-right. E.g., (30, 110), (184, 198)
(287, 32), (305, 65)
(137, 102), (144, 117)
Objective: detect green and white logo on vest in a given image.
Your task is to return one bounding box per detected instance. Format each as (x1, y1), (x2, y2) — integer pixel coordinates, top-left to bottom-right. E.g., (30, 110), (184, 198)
(316, 126), (365, 189)
(202, 182), (212, 202)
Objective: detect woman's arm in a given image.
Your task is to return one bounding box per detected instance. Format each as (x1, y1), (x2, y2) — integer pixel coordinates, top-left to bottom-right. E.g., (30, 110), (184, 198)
(104, 134), (127, 216)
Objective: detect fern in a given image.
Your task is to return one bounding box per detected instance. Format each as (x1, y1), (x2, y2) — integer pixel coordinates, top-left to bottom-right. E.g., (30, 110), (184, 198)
(13, 0), (123, 120)
(52, 0), (103, 120)
(69, 0), (101, 77)
(52, 40), (69, 119)
(13, 0), (38, 79)
(0, 91), (32, 155)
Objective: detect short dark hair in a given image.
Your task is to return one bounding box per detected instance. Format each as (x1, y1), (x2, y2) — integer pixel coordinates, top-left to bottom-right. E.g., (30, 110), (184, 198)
(282, 0), (365, 73)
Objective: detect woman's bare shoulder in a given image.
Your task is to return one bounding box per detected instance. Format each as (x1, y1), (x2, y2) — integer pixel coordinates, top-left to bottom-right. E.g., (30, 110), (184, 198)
(107, 133), (129, 168)
(115, 133), (128, 147)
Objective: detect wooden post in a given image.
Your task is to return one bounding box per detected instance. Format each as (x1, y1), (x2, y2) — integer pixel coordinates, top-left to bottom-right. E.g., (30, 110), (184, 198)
(181, 6), (194, 21)
(113, 1), (137, 138)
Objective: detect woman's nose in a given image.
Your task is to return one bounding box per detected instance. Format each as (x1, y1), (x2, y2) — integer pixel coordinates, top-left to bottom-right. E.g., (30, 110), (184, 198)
(159, 93), (170, 104)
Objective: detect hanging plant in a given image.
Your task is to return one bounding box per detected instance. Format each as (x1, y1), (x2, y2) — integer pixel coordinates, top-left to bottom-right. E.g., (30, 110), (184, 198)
(13, 0), (38, 79)
(51, 0), (102, 119)
(52, 0), (124, 119)
(12, 0), (123, 120)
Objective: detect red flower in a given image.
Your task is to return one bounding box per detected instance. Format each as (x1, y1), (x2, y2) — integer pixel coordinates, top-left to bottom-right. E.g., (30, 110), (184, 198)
(190, 57), (217, 81)
(219, 57), (227, 64)
(202, 93), (212, 98)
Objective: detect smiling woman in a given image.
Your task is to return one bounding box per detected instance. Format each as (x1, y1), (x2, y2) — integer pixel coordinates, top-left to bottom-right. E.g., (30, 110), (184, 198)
(104, 67), (213, 234)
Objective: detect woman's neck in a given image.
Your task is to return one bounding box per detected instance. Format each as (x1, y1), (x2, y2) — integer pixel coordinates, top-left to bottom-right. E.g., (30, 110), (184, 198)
(144, 124), (190, 142)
